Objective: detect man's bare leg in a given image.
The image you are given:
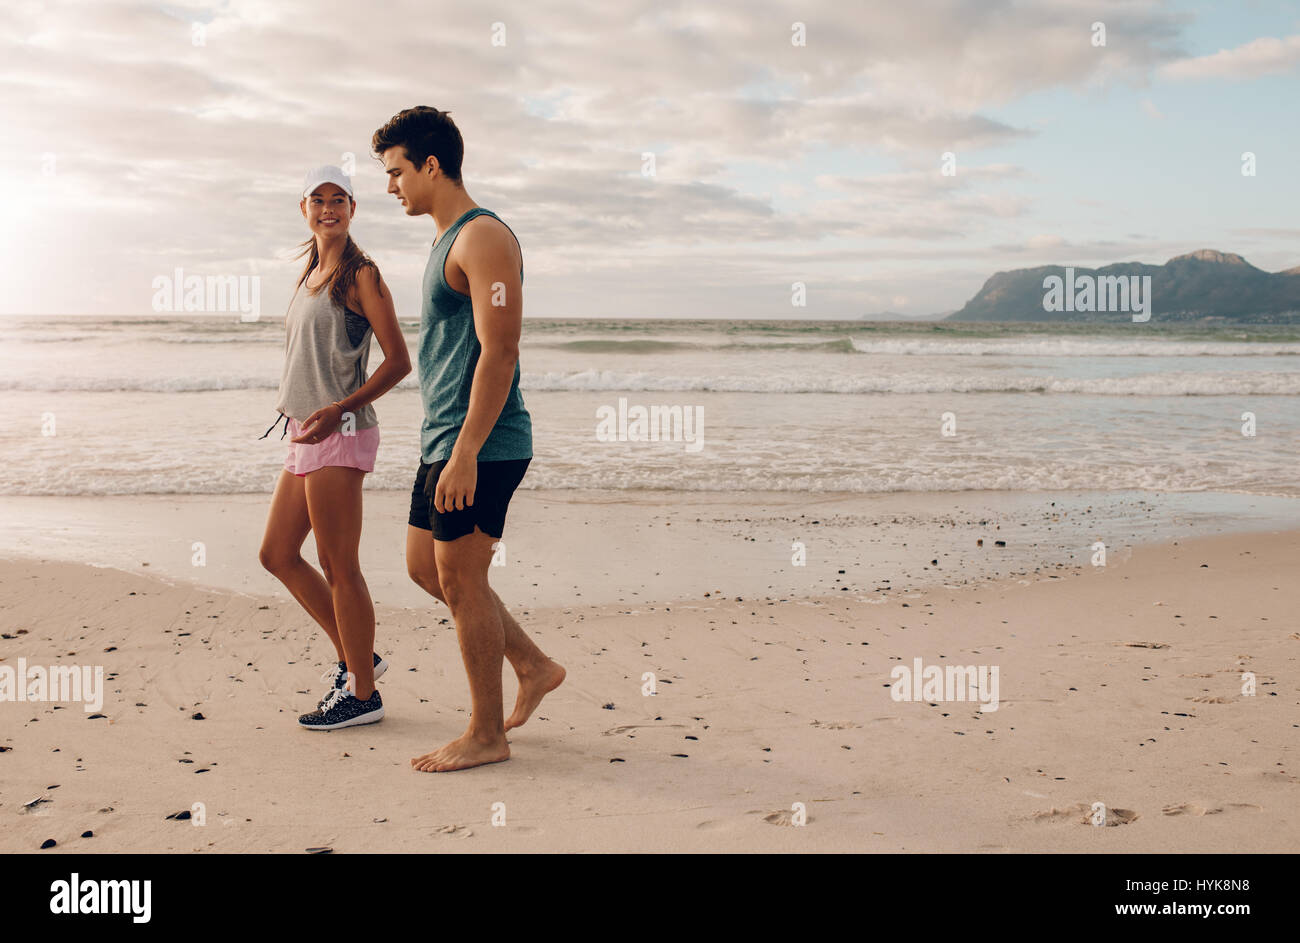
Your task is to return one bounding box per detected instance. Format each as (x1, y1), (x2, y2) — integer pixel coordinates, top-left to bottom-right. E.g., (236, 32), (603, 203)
(410, 527), (511, 771)
(494, 588), (566, 730)
(404, 525), (564, 733)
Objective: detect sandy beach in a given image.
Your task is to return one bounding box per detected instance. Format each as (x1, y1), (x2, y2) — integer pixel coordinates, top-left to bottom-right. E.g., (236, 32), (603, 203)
(3, 491), (1296, 853)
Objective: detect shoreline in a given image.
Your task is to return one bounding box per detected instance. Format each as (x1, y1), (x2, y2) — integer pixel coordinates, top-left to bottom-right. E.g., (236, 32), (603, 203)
(1, 488), (1297, 610)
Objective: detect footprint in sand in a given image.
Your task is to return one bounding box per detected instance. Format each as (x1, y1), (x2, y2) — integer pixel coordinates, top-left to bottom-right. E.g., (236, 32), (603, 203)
(1030, 803), (1138, 826)
(1189, 695), (1230, 703)
(434, 824), (474, 838)
(1260, 770), (1300, 785)
(1162, 802), (1220, 816)
(760, 808), (812, 826)
(1091, 807), (1138, 827)
(602, 724), (687, 736)
(811, 720), (861, 730)
(1163, 802), (1262, 815)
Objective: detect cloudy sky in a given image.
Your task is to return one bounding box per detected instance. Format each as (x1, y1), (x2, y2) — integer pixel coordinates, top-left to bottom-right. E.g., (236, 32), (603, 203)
(3, 0), (1298, 320)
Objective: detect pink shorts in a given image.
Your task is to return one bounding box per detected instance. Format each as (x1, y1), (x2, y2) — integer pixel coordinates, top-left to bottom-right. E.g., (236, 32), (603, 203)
(283, 417), (381, 477)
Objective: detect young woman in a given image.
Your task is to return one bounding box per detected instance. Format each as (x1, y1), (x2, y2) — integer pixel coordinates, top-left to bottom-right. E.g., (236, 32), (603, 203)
(258, 165), (411, 730)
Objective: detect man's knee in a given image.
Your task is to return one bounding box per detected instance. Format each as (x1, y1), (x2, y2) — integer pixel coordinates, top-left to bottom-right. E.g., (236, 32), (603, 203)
(432, 530), (495, 607)
(406, 558), (446, 602)
(436, 562), (485, 608)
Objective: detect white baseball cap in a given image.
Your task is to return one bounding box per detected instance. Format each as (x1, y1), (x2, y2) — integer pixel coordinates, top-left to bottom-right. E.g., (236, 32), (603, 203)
(302, 165), (354, 199)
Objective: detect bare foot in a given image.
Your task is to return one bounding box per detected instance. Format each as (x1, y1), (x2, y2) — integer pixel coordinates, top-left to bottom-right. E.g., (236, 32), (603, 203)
(411, 732), (510, 773)
(505, 659), (566, 731)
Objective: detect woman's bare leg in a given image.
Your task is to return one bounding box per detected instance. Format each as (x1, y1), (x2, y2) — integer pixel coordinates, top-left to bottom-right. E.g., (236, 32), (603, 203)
(258, 469), (345, 661)
(304, 466), (375, 698)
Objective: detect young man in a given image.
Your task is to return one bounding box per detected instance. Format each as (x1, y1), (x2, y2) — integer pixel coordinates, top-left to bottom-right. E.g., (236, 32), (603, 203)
(372, 106), (565, 772)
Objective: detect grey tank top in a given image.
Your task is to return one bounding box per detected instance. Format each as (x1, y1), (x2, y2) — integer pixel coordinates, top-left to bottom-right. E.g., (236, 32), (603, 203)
(274, 279), (378, 429)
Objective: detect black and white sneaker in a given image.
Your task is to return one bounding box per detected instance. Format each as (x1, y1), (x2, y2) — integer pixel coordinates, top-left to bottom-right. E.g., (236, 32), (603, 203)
(298, 688), (384, 730)
(317, 653), (389, 709)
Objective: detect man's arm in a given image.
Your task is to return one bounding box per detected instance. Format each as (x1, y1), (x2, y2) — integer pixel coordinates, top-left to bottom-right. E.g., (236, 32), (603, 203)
(433, 217), (523, 512)
(449, 218), (523, 461)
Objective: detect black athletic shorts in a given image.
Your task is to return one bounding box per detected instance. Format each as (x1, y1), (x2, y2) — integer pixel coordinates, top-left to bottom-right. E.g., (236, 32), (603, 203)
(408, 457), (531, 542)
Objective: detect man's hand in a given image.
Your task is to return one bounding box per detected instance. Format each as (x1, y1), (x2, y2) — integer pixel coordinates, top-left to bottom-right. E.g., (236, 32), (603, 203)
(291, 404), (343, 443)
(434, 452), (477, 513)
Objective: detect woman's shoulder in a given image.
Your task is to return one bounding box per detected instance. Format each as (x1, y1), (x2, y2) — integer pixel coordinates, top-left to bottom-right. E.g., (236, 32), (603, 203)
(346, 259), (383, 312)
(356, 258), (381, 284)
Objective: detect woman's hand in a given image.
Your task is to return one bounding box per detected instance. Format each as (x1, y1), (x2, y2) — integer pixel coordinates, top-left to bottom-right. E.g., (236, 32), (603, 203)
(291, 404), (343, 443)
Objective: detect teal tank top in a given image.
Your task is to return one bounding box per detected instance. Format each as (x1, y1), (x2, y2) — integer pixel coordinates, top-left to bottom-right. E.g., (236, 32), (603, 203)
(418, 207), (533, 463)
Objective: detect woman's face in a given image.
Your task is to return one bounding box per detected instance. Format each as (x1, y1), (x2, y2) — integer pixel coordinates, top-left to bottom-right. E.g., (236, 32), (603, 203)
(300, 183), (354, 239)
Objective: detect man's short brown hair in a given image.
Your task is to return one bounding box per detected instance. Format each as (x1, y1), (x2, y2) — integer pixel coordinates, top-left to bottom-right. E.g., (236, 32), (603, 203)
(372, 106), (464, 185)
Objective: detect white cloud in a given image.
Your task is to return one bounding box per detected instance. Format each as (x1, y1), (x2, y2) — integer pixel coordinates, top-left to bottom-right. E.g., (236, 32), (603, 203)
(1025, 234), (1067, 250)
(0, 0), (1265, 318)
(1161, 34), (1300, 80)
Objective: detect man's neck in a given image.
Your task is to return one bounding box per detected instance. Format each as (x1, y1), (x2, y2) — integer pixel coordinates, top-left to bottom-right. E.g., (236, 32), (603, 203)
(431, 189), (479, 239)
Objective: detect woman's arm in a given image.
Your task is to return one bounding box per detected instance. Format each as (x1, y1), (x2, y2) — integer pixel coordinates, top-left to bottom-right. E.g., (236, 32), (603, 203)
(339, 264), (412, 412)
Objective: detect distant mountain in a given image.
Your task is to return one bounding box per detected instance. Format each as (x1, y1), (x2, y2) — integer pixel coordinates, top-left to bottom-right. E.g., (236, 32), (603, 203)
(946, 250), (1300, 322)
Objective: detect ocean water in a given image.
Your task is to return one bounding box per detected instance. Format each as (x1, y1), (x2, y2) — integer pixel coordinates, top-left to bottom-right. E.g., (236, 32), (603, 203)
(1, 315), (1298, 496)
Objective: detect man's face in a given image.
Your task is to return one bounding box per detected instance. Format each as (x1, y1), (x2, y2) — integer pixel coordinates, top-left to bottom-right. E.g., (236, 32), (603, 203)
(381, 147), (434, 216)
